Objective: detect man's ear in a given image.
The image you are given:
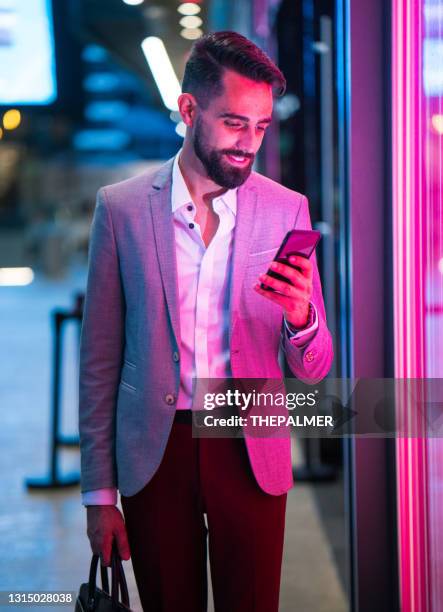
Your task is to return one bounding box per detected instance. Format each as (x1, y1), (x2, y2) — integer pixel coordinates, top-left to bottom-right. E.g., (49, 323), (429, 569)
(178, 93), (198, 128)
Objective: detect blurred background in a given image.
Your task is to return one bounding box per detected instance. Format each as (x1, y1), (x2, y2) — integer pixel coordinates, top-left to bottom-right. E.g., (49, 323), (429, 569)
(0, 0), (442, 611)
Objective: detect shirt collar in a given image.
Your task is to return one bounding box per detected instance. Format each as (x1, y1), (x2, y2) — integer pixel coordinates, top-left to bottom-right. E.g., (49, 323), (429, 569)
(171, 148), (237, 215)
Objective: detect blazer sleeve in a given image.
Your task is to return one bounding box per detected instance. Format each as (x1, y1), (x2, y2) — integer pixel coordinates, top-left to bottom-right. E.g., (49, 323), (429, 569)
(78, 188), (125, 493)
(281, 195), (334, 383)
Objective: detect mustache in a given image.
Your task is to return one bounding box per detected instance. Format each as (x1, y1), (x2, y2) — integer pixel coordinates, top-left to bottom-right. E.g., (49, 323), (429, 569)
(221, 150), (255, 160)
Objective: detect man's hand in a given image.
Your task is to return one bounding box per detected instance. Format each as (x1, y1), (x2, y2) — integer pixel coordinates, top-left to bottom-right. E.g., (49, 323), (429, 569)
(86, 506), (131, 567)
(253, 255), (313, 328)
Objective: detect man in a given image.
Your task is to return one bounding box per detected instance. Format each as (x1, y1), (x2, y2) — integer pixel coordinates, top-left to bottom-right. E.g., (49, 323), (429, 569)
(79, 31), (333, 612)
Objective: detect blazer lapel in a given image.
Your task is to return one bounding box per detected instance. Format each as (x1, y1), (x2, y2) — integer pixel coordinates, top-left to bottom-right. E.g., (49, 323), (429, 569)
(149, 159), (181, 349)
(229, 180), (258, 343)
(148, 161), (257, 351)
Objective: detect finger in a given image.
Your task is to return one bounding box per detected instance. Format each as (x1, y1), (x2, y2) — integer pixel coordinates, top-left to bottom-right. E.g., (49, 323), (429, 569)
(100, 538), (113, 567)
(288, 255), (313, 279)
(90, 533), (103, 557)
(253, 283), (294, 310)
(259, 273), (300, 297)
(255, 279), (311, 310)
(268, 262), (306, 289)
(115, 527), (131, 561)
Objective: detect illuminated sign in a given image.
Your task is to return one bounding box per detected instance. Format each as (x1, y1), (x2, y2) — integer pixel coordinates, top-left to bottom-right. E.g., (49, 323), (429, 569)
(0, 0), (57, 105)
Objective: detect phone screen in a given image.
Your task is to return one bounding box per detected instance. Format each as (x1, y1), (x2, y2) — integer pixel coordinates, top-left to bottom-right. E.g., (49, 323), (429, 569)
(260, 229), (321, 292)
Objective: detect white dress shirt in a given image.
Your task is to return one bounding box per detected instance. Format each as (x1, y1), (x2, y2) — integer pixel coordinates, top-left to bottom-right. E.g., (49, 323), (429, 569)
(171, 151), (237, 409)
(82, 150), (318, 505)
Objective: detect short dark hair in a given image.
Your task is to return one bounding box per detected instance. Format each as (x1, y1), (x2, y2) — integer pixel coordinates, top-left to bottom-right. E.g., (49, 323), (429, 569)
(182, 31), (286, 108)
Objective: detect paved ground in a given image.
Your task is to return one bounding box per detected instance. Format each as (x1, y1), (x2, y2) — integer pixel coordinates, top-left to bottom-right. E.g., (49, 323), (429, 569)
(0, 262), (347, 612)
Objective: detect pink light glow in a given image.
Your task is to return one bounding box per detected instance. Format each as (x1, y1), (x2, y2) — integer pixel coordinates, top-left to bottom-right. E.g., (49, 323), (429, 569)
(393, 0), (443, 609)
(392, 0), (431, 611)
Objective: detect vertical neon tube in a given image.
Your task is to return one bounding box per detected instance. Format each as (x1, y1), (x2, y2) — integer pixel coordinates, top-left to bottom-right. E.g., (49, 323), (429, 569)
(392, 0), (430, 611)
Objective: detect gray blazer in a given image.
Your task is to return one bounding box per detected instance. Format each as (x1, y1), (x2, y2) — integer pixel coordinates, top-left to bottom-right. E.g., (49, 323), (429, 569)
(78, 157), (334, 497)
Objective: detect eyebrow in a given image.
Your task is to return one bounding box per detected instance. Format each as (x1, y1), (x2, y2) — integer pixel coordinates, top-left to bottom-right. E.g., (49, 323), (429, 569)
(218, 112), (272, 124)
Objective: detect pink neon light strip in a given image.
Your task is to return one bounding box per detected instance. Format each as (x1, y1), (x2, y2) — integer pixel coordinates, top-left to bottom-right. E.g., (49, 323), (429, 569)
(392, 0), (431, 611)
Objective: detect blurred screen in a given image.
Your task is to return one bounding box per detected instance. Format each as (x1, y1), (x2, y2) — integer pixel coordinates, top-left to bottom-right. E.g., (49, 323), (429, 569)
(0, 0), (57, 105)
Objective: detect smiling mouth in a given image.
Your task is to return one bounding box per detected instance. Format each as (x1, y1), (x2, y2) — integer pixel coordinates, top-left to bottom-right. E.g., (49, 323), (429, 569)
(224, 153), (252, 166)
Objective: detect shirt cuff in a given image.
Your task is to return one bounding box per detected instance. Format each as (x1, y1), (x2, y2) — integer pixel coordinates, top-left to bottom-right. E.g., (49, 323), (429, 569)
(284, 302), (319, 343)
(82, 487), (118, 506)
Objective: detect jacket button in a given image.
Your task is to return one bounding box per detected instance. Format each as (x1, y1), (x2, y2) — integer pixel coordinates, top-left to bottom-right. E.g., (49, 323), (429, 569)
(172, 351), (180, 362)
(165, 393), (176, 405)
(305, 350), (316, 363)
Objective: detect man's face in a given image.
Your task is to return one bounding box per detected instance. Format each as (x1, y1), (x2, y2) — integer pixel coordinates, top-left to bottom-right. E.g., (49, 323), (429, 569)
(192, 69), (274, 189)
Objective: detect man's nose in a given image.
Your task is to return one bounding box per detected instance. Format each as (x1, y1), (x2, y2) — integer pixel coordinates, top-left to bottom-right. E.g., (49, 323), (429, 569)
(236, 127), (259, 154)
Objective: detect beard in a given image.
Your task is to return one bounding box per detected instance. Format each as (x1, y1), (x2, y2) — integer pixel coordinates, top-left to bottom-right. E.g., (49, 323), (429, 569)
(192, 117), (254, 189)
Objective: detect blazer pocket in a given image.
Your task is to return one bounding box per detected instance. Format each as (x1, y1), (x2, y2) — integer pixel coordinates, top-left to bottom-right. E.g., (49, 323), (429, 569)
(246, 247), (280, 268)
(120, 360), (137, 392)
(119, 380), (137, 394)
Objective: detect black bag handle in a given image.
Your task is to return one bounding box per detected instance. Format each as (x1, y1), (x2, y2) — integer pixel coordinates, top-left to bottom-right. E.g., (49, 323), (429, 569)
(86, 555), (103, 610)
(111, 540), (130, 607)
(87, 541), (130, 610)
(101, 563), (110, 594)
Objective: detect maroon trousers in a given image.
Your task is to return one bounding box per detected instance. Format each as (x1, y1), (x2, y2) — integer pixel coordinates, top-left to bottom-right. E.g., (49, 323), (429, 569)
(121, 410), (287, 612)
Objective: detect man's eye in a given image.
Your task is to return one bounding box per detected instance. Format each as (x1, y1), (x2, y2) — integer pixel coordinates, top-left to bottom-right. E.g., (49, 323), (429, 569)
(257, 126), (267, 132)
(225, 121), (242, 128)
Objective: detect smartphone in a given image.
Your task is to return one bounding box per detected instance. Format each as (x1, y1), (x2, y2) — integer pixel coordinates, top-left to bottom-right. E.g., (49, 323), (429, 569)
(260, 229), (321, 292)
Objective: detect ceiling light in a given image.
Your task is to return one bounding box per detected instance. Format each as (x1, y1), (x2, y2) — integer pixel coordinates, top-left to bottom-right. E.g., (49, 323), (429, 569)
(3, 109), (21, 130)
(84, 101), (129, 122)
(83, 73), (120, 93)
(143, 5), (167, 19)
(73, 129), (131, 151)
(180, 28), (203, 40)
(169, 110), (182, 123)
(82, 45), (108, 63)
(179, 15), (202, 28)
(178, 3), (201, 16)
(122, 0), (144, 5)
(175, 122), (186, 138)
(275, 94), (300, 120)
(141, 37), (181, 111)
(0, 267), (34, 286)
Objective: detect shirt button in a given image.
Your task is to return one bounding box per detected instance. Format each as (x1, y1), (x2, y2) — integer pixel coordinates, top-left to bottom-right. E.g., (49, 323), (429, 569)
(172, 351), (180, 362)
(165, 393), (176, 405)
(187, 205), (193, 211)
(305, 350), (316, 363)
(189, 222), (194, 229)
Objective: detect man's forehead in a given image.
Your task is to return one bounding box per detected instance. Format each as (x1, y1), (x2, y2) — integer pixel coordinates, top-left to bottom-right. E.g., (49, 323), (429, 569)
(214, 69), (274, 107)
(221, 67), (272, 91)
(210, 83), (273, 118)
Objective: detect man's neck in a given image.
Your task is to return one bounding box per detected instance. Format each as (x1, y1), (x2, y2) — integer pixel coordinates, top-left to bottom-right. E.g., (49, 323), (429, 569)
(178, 141), (227, 206)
